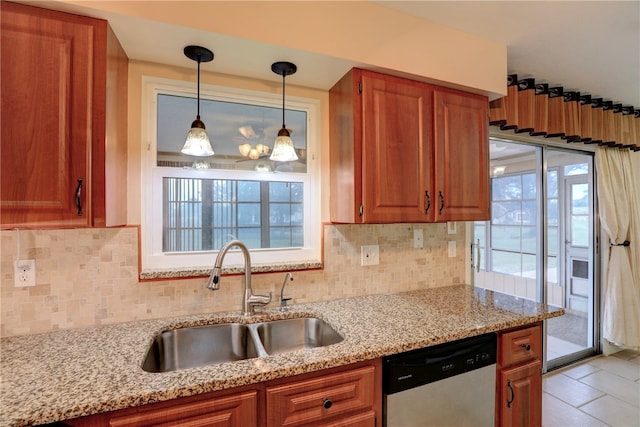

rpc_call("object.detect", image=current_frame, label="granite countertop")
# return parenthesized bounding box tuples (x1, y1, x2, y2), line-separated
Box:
(0, 285, 563, 426)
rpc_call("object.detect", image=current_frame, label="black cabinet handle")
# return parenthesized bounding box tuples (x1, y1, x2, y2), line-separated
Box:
(322, 398, 333, 409)
(521, 343, 531, 351)
(425, 190, 431, 214)
(439, 191, 445, 215)
(507, 380, 514, 408)
(75, 179, 84, 216)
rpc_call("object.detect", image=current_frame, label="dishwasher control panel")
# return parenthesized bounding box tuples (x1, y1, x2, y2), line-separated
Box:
(383, 332, 497, 395)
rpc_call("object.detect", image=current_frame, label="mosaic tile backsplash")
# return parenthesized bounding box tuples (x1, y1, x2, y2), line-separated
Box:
(0, 223, 465, 337)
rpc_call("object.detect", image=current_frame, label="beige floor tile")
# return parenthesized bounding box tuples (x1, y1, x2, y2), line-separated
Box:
(542, 393, 608, 427)
(612, 350, 640, 361)
(544, 373, 605, 407)
(562, 361, 602, 380)
(629, 356, 640, 366)
(589, 357, 640, 381)
(580, 395, 640, 427)
(580, 370, 640, 408)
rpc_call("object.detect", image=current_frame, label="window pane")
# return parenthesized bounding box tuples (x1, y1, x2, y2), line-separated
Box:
(548, 226, 558, 256)
(572, 216, 589, 247)
(157, 94, 307, 173)
(522, 173, 536, 199)
(548, 198, 558, 226)
(270, 203, 291, 226)
(238, 203, 260, 226)
(492, 250, 521, 275)
(270, 182, 292, 202)
(492, 175, 522, 200)
(547, 170, 558, 197)
(572, 183, 589, 215)
(492, 201, 523, 225)
(521, 200, 537, 225)
(238, 181, 260, 202)
(521, 226, 537, 254)
(491, 225, 521, 251)
(565, 163, 588, 176)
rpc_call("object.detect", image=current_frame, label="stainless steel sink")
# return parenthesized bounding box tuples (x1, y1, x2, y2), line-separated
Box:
(254, 317, 344, 355)
(142, 323, 259, 373)
(142, 317, 343, 373)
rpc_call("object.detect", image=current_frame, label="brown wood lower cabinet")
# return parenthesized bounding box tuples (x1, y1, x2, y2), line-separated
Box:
(496, 322, 543, 427)
(58, 360, 380, 427)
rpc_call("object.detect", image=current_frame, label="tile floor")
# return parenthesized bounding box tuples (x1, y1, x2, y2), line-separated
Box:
(543, 350, 640, 426)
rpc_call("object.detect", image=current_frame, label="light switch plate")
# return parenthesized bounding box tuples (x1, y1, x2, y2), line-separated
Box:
(361, 245, 380, 266)
(447, 241, 457, 258)
(413, 228, 424, 249)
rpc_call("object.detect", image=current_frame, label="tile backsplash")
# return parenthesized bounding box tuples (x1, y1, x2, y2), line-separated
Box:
(0, 223, 465, 337)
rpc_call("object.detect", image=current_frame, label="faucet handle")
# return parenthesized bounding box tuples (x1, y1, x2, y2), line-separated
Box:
(248, 291, 272, 307)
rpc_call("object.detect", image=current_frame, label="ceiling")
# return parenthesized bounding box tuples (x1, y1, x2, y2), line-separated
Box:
(22, 1, 640, 108)
(374, 1, 640, 108)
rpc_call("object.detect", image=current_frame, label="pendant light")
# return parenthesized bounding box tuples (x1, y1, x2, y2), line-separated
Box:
(270, 61, 299, 162)
(181, 45, 215, 157)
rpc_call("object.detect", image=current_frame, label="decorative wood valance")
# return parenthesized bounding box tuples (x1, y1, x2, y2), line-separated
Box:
(489, 75, 640, 152)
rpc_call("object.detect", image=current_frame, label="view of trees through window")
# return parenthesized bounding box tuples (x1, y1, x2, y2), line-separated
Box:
(163, 177, 303, 253)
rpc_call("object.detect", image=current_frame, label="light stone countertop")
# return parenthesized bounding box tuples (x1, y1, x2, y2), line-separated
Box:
(0, 285, 563, 426)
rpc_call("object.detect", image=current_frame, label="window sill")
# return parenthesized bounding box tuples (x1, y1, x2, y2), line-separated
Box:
(140, 260, 323, 281)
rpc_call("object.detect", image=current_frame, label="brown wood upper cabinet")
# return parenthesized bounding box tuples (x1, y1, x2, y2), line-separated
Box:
(329, 68, 489, 223)
(0, 1, 127, 228)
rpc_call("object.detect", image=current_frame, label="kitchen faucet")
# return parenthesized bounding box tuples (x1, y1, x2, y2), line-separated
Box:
(279, 272, 294, 311)
(207, 240, 271, 316)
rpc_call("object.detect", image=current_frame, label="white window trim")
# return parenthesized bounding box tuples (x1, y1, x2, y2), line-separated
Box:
(140, 76, 322, 273)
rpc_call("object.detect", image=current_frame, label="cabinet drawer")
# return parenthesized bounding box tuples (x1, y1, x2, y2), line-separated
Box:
(499, 325, 542, 367)
(266, 365, 375, 427)
(108, 390, 257, 427)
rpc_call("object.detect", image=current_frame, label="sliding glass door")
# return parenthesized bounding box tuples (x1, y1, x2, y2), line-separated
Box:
(472, 138, 597, 370)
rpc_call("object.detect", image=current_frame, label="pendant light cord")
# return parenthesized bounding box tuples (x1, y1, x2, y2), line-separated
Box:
(196, 55, 201, 120)
(281, 73, 286, 129)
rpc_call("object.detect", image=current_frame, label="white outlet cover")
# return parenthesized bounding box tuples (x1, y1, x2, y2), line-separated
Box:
(447, 241, 457, 258)
(14, 260, 36, 287)
(361, 245, 380, 266)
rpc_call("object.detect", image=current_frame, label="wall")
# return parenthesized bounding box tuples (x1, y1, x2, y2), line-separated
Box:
(0, 223, 465, 337)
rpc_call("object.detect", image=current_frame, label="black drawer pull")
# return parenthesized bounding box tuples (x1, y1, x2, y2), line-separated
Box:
(322, 398, 333, 409)
(520, 343, 531, 351)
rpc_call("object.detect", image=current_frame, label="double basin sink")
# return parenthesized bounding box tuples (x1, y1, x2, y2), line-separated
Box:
(142, 317, 343, 373)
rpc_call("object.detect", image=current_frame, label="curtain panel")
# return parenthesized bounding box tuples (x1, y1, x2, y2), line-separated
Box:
(596, 147, 640, 350)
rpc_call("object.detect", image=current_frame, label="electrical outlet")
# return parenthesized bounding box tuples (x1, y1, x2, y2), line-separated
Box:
(361, 245, 380, 266)
(14, 259, 36, 287)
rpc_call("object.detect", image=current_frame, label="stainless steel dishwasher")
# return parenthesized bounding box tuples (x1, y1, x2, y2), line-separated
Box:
(383, 332, 497, 427)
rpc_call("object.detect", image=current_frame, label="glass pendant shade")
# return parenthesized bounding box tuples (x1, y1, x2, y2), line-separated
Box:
(270, 127, 298, 162)
(181, 119, 214, 156)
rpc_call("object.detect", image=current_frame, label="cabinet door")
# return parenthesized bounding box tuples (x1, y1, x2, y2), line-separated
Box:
(434, 88, 490, 221)
(360, 72, 434, 223)
(1, 2, 96, 227)
(498, 360, 542, 427)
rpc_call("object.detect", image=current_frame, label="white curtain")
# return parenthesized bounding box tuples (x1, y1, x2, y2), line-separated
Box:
(596, 147, 640, 350)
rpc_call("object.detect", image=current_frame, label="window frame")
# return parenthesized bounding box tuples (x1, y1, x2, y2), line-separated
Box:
(140, 76, 322, 272)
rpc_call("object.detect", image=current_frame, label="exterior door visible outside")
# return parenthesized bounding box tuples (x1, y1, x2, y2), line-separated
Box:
(472, 138, 597, 371)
